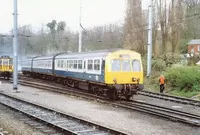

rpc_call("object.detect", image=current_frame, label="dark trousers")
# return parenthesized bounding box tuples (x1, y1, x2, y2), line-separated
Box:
(160, 84, 164, 93)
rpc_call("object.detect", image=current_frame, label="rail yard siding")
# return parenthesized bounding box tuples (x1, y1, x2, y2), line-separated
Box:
(0, 83, 199, 135)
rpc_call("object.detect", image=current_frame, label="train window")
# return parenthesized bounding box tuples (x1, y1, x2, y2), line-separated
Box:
(0, 59, 2, 65)
(111, 60, 121, 71)
(87, 60, 93, 70)
(94, 60, 100, 71)
(74, 60, 77, 69)
(61, 60, 64, 68)
(68, 60, 74, 69)
(132, 60, 141, 72)
(122, 60, 131, 72)
(3, 59, 9, 65)
(78, 60, 82, 69)
(9, 59, 13, 65)
(58, 60, 61, 68)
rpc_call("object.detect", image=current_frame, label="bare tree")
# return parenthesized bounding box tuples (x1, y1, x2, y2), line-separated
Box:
(124, 0, 147, 55)
(169, 0, 184, 53)
(157, 0, 170, 54)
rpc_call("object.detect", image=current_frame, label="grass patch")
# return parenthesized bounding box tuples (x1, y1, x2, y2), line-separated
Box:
(168, 89, 200, 98)
(144, 77, 160, 92)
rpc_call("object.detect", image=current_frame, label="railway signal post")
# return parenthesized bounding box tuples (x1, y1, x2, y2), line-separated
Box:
(13, 0, 18, 91)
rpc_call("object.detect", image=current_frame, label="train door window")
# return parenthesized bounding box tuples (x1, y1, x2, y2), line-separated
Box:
(78, 60, 82, 69)
(66, 60, 68, 70)
(132, 59, 141, 72)
(87, 60, 93, 70)
(74, 60, 77, 69)
(58, 60, 61, 68)
(45, 61, 48, 67)
(64, 60, 67, 70)
(41, 60, 45, 67)
(67, 60, 70, 69)
(102, 60, 105, 72)
(122, 60, 131, 72)
(49, 61, 51, 68)
(111, 60, 121, 71)
(94, 60, 100, 71)
(48, 61, 49, 67)
(0, 59, 2, 65)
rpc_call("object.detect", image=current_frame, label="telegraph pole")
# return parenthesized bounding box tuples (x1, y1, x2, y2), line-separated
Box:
(78, 0, 82, 52)
(13, 0, 18, 90)
(147, 0, 153, 77)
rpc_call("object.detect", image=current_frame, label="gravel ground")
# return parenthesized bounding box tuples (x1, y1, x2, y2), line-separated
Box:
(0, 104, 45, 135)
(0, 82, 200, 135)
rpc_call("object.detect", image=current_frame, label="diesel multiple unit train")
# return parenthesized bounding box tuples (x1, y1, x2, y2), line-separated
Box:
(21, 49, 144, 100)
(0, 55, 13, 79)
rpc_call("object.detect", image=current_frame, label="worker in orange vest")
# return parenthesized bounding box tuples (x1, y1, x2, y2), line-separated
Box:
(159, 75, 165, 93)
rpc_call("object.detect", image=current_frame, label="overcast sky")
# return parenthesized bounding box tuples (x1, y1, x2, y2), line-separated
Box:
(0, 0, 149, 34)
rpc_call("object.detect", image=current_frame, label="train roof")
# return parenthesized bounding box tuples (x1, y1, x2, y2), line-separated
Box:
(22, 48, 140, 61)
(0, 55, 12, 59)
(55, 48, 122, 59)
(33, 56, 54, 60)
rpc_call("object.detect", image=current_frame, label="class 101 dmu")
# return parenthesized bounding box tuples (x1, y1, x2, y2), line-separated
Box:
(21, 49, 144, 100)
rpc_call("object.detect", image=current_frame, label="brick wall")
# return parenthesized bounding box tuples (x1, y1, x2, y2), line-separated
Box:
(188, 44, 200, 54)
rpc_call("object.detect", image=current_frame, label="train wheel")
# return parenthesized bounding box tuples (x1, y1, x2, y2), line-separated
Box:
(108, 89, 118, 100)
(125, 95, 132, 100)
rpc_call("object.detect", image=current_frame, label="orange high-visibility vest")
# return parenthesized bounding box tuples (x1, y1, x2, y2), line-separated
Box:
(159, 76, 165, 84)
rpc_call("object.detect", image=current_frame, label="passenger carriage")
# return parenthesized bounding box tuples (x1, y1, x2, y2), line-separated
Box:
(21, 49, 144, 100)
(0, 56, 13, 79)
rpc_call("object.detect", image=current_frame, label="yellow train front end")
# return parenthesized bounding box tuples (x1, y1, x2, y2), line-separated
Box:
(0, 56, 13, 79)
(105, 50, 144, 100)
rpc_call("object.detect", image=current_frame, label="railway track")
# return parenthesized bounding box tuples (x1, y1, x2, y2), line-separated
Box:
(138, 90, 200, 107)
(116, 101, 200, 126)
(15, 76, 200, 107)
(0, 92, 126, 135)
(13, 75, 200, 107)
(8, 78, 200, 127)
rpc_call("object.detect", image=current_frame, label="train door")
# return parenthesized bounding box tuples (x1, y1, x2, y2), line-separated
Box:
(83, 59, 87, 79)
(0, 59, 2, 72)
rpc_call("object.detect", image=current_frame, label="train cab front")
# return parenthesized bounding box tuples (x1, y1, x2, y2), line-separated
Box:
(105, 50, 144, 100)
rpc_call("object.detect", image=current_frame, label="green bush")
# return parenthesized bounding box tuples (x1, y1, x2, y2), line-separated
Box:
(152, 59, 166, 71)
(159, 53, 182, 67)
(165, 66, 200, 91)
(187, 54, 200, 66)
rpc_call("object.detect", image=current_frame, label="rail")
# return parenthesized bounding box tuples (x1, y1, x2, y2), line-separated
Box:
(138, 90, 200, 107)
(8, 78, 200, 126)
(0, 92, 126, 135)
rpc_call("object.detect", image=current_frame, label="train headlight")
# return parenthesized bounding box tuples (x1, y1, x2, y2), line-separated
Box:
(132, 77, 136, 82)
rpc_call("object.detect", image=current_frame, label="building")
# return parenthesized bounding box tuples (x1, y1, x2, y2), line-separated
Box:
(188, 39, 200, 54)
